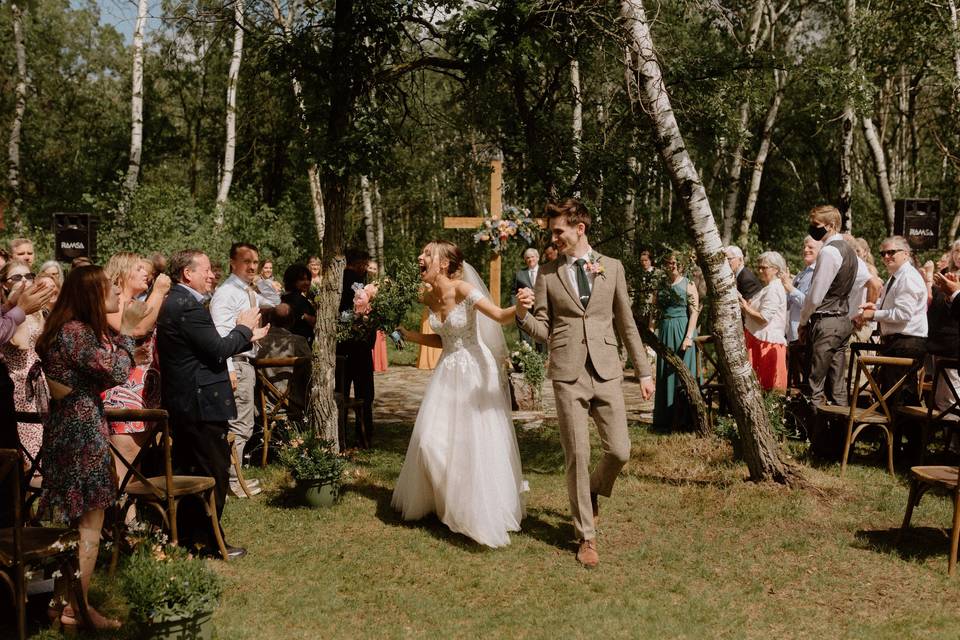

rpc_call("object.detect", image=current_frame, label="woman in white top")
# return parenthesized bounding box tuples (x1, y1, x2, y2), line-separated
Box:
(739, 251, 788, 392)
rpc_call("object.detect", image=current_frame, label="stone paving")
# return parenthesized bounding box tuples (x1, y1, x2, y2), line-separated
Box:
(373, 364, 654, 427)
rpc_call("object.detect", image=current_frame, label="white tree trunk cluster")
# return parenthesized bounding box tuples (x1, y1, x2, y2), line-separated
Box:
(216, 0, 245, 222)
(7, 2, 28, 228)
(122, 0, 149, 207)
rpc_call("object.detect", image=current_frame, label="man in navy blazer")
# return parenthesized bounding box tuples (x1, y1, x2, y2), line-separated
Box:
(156, 249, 267, 557)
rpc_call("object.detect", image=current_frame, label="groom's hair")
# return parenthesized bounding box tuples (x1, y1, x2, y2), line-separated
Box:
(545, 198, 591, 233)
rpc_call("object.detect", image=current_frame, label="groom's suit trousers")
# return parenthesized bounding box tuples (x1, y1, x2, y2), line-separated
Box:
(553, 358, 630, 542)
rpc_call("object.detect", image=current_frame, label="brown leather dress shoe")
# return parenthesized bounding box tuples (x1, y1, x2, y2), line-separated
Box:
(577, 539, 599, 568)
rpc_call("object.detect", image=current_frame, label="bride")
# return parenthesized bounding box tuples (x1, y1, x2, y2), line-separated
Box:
(393, 240, 528, 547)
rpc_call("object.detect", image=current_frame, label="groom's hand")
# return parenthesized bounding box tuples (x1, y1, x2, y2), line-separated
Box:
(639, 376, 654, 400)
(516, 287, 535, 319)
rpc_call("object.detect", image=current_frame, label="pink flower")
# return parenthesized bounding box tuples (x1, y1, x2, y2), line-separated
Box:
(353, 283, 379, 316)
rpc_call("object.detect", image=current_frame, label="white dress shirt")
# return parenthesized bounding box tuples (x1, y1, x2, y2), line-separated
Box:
(210, 273, 281, 371)
(746, 280, 787, 345)
(528, 266, 539, 287)
(566, 250, 596, 296)
(800, 234, 846, 325)
(874, 262, 928, 337)
(847, 257, 872, 320)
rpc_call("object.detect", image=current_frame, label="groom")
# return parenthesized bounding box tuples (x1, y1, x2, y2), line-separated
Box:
(516, 198, 654, 568)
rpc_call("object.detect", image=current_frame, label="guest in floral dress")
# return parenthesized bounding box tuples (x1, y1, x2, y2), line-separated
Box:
(37, 265, 149, 630)
(0, 260, 47, 458)
(102, 252, 172, 484)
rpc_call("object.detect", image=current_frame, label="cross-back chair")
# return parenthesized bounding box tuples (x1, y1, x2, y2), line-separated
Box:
(816, 353, 918, 477)
(900, 463, 960, 575)
(106, 408, 229, 566)
(13, 412, 44, 522)
(253, 356, 310, 465)
(694, 335, 724, 429)
(0, 449, 89, 640)
(895, 358, 960, 464)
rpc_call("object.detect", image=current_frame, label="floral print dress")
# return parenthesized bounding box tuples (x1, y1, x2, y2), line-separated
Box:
(0, 313, 47, 458)
(40, 321, 134, 522)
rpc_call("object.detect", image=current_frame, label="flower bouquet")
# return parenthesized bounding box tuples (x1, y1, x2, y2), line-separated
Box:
(473, 205, 540, 255)
(337, 261, 421, 346)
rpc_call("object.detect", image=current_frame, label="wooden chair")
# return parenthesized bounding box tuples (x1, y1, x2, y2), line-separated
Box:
(335, 354, 369, 449)
(253, 356, 310, 465)
(0, 449, 89, 640)
(900, 464, 960, 574)
(227, 434, 253, 498)
(694, 335, 724, 429)
(816, 353, 917, 477)
(895, 358, 960, 464)
(13, 412, 44, 522)
(106, 408, 229, 563)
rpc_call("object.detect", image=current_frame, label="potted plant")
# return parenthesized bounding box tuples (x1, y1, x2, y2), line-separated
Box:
(119, 543, 223, 640)
(509, 341, 546, 411)
(278, 427, 346, 507)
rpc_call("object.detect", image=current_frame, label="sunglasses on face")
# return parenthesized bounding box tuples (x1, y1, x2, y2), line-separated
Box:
(879, 249, 903, 258)
(6, 273, 35, 283)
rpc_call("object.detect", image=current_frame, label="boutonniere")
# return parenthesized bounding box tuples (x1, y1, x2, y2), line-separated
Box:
(583, 253, 606, 278)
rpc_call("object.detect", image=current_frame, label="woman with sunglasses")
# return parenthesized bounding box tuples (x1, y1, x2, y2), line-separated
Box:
(0, 260, 48, 458)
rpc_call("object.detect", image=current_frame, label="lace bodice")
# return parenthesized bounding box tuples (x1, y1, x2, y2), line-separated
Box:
(429, 288, 484, 353)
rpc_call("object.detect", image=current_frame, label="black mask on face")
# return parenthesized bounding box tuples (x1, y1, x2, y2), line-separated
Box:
(808, 224, 828, 241)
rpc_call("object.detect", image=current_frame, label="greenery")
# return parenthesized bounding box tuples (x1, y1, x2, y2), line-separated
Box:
(472, 205, 541, 255)
(510, 340, 546, 389)
(118, 543, 223, 624)
(277, 426, 346, 486)
(337, 262, 423, 343)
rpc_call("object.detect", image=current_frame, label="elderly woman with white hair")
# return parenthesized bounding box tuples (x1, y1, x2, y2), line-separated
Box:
(739, 250, 789, 391)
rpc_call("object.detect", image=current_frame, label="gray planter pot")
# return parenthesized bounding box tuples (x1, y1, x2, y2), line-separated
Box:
(296, 478, 339, 507)
(140, 609, 214, 640)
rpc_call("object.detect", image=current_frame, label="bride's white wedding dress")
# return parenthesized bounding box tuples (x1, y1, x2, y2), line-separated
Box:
(391, 286, 527, 548)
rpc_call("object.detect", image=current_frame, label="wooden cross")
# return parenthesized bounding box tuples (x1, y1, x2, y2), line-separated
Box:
(443, 159, 545, 304)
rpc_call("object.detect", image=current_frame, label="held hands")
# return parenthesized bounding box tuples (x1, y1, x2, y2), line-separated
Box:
(120, 299, 150, 335)
(515, 287, 535, 318)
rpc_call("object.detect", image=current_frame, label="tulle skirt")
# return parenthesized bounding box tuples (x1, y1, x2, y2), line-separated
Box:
(391, 342, 527, 547)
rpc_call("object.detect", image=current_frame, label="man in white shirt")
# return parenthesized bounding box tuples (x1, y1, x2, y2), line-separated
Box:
(210, 242, 281, 496)
(513, 247, 544, 352)
(857, 235, 927, 408)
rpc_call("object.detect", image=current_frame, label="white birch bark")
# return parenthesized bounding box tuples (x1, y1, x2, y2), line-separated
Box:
(373, 179, 385, 270)
(621, 0, 793, 485)
(862, 116, 896, 233)
(361, 175, 377, 260)
(215, 0, 245, 222)
(7, 2, 28, 228)
(624, 156, 639, 246)
(570, 55, 583, 196)
(839, 0, 856, 231)
(122, 0, 149, 205)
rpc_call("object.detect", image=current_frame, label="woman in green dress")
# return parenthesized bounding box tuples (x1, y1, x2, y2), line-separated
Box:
(653, 253, 701, 430)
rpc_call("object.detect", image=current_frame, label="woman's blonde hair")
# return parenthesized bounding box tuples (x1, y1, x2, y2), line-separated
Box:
(425, 240, 464, 277)
(105, 252, 143, 290)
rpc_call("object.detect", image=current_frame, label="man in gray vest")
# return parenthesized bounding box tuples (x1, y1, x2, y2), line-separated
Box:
(799, 205, 858, 407)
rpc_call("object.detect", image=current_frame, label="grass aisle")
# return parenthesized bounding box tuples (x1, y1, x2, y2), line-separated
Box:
(210, 422, 960, 640)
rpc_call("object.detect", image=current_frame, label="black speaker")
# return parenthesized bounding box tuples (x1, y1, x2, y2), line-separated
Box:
(53, 213, 96, 262)
(894, 199, 940, 252)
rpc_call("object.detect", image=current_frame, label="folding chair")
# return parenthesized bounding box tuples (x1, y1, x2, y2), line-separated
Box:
(816, 353, 917, 477)
(895, 358, 960, 464)
(0, 449, 89, 640)
(107, 408, 229, 565)
(253, 356, 310, 465)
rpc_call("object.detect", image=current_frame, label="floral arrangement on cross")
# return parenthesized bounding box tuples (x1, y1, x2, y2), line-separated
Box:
(473, 205, 540, 254)
(336, 261, 421, 346)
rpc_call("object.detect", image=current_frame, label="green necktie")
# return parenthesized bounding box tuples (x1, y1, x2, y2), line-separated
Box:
(573, 258, 591, 306)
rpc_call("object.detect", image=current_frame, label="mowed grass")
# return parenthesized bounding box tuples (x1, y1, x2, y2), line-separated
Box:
(21, 421, 960, 639)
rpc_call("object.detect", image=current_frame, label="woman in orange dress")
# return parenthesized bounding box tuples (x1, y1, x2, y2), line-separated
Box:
(414, 307, 442, 369)
(739, 251, 788, 392)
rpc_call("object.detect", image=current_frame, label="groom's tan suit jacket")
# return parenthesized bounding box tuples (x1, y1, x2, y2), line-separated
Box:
(518, 253, 651, 380)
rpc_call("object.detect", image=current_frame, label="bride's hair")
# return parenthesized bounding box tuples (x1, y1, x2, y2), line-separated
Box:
(427, 240, 464, 278)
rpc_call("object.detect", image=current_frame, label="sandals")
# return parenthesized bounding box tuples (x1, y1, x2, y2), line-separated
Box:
(59, 606, 122, 631)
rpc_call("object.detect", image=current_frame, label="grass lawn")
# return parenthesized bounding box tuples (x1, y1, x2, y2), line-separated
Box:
(20, 421, 960, 639)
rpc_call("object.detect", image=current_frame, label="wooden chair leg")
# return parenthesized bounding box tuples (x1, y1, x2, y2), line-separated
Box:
(205, 491, 230, 561)
(884, 427, 895, 476)
(950, 490, 960, 575)
(169, 497, 179, 546)
(898, 479, 920, 543)
(227, 434, 252, 498)
(13, 560, 25, 640)
(261, 419, 272, 467)
(840, 420, 856, 478)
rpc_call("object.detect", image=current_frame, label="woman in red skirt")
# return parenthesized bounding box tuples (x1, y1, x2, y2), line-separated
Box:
(739, 251, 788, 392)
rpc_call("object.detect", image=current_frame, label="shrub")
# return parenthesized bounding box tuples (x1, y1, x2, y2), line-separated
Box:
(119, 544, 223, 623)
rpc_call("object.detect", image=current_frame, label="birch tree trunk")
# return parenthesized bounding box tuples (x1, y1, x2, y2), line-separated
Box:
(624, 156, 639, 247)
(215, 0, 245, 223)
(361, 174, 377, 260)
(621, 0, 795, 485)
(720, 0, 766, 244)
(838, 0, 856, 231)
(862, 116, 896, 233)
(570, 55, 583, 196)
(373, 179, 385, 270)
(121, 0, 149, 207)
(947, 0, 960, 241)
(6, 2, 27, 229)
(737, 80, 785, 245)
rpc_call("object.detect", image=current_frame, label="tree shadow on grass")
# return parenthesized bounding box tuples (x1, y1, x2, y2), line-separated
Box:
(854, 526, 954, 563)
(518, 507, 577, 552)
(344, 481, 489, 553)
